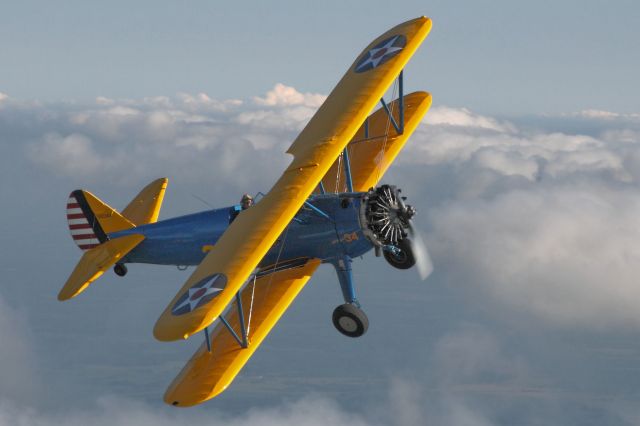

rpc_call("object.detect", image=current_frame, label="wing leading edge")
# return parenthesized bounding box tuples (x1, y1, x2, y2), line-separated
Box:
(154, 16, 432, 342)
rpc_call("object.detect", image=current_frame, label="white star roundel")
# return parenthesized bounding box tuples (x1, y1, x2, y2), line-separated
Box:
(354, 35, 407, 73)
(171, 273, 227, 316)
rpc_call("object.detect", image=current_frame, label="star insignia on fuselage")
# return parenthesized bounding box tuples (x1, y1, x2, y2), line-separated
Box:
(171, 273, 227, 316)
(354, 35, 407, 73)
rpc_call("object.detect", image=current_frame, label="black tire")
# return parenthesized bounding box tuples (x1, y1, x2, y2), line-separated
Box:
(383, 238, 415, 270)
(114, 263, 128, 277)
(332, 303, 369, 338)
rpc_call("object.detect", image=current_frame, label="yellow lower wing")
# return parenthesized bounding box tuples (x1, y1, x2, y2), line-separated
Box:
(58, 234, 144, 301)
(164, 259, 320, 406)
(320, 91, 432, 193)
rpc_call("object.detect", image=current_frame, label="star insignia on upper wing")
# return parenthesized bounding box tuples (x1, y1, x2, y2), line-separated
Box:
(354, 35, 407, 73)
(171, 273, 227, 316)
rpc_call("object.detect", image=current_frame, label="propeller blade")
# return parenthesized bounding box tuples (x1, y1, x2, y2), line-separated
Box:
(407, 220, 434, 280)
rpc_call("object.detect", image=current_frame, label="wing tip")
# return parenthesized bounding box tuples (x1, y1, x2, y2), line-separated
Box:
(164, 381, 227, 408)
(153, 316, 194, 342)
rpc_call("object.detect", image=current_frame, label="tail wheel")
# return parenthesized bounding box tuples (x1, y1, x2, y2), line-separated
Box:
(383, 238, 416, 270)
(114, 263, 128, 277)
(332, 304, 369, 338)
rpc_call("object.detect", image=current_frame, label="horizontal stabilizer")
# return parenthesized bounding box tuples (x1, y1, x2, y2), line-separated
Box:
(58, 234, 145, 301)
(164, 258, 320, 407)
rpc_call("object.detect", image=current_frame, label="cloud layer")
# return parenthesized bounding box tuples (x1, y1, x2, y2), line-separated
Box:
(2, 85, 640, 424)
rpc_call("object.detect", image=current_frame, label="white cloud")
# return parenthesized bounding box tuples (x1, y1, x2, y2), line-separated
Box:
(429, 186, 640, 327)
(404, 124, 630, 182)
(424, 106, 515, 133)
(0, 395, 374, 426)
(0, 295, 39, 405)
(432, 327, 528, 386)
(253, 83, 326, 108)
(28, 133, 105, 176)
(564, 109, 640, 121)
(4, 89, 640, 424)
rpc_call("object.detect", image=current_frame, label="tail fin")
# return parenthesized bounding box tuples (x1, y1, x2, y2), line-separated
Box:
(66, 178, 168, 251)
(121, 177, 168, 226)
(60, 178, 168, 301)
(66, 190, 134, 251)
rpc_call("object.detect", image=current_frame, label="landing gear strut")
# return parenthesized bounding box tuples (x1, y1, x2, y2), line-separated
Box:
(332, 256, 369, 338)
(114, 263, 128, 277)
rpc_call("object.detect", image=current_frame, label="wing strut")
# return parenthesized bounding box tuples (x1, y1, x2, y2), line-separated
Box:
(343, 70, 405, 193)
(235, 292, 249, 348)
(304, 201, 333, 222)
(204, 327, 212, 352)
(379, 70, 405, 135)
(209, 290, 251, 350)
(342, 147, 354, 192)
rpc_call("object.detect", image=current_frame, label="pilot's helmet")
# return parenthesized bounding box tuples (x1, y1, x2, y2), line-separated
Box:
(240, 193, 254, 209)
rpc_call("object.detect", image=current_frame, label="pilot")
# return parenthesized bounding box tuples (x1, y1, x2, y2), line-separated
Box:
(230, 194, 253, 223)
(240, 193, 254, 210)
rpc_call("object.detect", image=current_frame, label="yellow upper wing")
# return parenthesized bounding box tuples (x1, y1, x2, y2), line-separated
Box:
(164, 259, 320, 406)
(320, 91, 432, 193)
(153, 16, 432, 342)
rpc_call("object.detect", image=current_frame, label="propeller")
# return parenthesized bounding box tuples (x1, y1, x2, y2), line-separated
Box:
(406, 219, 434, 280)
(363, 185, 434, 280)
(397, 192, 433, 280)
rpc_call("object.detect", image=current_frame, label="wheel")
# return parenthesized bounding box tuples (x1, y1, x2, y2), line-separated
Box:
(114, 263, 128, 277)
(383, 238, 415, 270)
(332, 303, 369, 338)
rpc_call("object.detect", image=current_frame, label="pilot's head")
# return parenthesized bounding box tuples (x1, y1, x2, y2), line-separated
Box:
(241, 193, 254, 210)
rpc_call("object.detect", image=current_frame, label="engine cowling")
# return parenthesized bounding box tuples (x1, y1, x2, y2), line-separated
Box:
(360, 185, 416, 247)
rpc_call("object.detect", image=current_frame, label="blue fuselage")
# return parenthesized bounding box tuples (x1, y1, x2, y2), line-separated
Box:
(111, 194, 374, 268)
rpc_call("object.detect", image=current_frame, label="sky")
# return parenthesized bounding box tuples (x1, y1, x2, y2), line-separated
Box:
(1, 0, 639, 114)
(2, 1, 640, 425)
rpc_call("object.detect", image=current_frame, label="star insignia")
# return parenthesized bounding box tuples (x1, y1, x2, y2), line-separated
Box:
(355, 35, 406, 73)
(171, 273, 227, 316)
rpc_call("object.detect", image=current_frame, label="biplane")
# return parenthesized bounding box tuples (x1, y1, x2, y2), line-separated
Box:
(60, 16, 434, 406)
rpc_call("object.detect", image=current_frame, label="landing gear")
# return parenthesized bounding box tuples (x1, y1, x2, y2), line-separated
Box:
(114, 263, 128, 277)
(332, 256, 369, 337)
(383, 238, 415, 270)
(332, 303, 369, 337)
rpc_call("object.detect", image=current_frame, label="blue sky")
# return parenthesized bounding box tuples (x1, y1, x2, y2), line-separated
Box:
(1, 0, 639, 114)
(2, 2, 640, 425)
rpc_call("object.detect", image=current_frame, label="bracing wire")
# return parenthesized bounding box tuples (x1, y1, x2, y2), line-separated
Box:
(334, 152, 343, 193)
(190, 193, 214, 208)
(260, 225, 291, 311)
(375, 79, 399, 185)
(244, 226, 290, 339)
(246, 274, 257, 335)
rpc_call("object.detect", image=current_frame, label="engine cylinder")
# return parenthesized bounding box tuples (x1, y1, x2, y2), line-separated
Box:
(360, 185, 415, 246)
